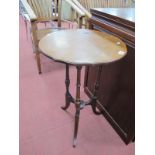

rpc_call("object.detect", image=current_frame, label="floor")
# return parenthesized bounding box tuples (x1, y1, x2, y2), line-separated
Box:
(19, 16, 135, 155)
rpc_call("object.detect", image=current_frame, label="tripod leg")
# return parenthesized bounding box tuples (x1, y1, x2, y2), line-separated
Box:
(73, 66, 82, 147)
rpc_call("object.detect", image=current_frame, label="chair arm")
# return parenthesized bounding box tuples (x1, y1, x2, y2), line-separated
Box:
(71, 0, 92, 18)
(21, 13, 31, 22)
(64, 0, 85, 17)
(21, 0, 37, 21)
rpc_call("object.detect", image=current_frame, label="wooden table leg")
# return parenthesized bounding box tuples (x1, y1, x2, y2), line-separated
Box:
(91, 66, 102, 115)
(61, 64, 71, 110)
(73, 66, 82, 147)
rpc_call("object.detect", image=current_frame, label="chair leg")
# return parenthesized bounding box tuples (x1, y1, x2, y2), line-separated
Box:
(36, 52, 42, 74)
(24, 20, 28, 41)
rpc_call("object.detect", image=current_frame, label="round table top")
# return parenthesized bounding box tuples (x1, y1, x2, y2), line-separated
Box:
(39, 29, 127, 65)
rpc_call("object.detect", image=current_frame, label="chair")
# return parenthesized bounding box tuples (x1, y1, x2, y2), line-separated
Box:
(21, 0, 85, 74)
(61, 0, 85, 28)
(69, 0, 135, 28)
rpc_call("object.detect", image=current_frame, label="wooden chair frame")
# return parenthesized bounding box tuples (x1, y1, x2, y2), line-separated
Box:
(21, 0, 85, 74)
(69, 0, 134, 28)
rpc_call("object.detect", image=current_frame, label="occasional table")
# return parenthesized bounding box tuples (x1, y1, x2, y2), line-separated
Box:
(39, 29, 127, 147)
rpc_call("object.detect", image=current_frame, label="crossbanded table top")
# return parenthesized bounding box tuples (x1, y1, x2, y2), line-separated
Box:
(39, 29, 127, 65)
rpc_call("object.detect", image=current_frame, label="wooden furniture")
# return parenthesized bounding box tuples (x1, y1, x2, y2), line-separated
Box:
(21, 0, 85, 74)
(77, 0, 134, 10)
(39, 29, 127, 147)
(61, 0, 85, 28)
(84, 8, 135, 144)
(67, 0, 134, 28)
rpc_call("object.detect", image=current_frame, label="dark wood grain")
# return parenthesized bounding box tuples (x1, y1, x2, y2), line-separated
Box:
(85, 8, 135, 144)
(39, 28, 128, 147)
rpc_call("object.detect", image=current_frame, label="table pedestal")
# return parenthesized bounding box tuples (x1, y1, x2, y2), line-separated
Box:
(61, 64, 102, 147)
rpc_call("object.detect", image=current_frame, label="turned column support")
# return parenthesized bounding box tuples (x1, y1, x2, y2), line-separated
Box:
(73, 66, 82, 147)
(62, 65, 102, 147)
(91, 66, 103, 115)
(61, 64, 73, 110)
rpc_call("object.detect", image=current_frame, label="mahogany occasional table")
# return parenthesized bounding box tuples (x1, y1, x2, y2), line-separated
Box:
(39, 29, 127, 147)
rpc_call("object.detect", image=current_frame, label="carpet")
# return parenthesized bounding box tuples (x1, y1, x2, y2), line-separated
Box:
(19, 15, 135, 155)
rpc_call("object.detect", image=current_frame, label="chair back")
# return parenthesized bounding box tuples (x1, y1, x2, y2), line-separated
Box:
(77, 0, 134, 11)
(27, 0, 59, 21)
